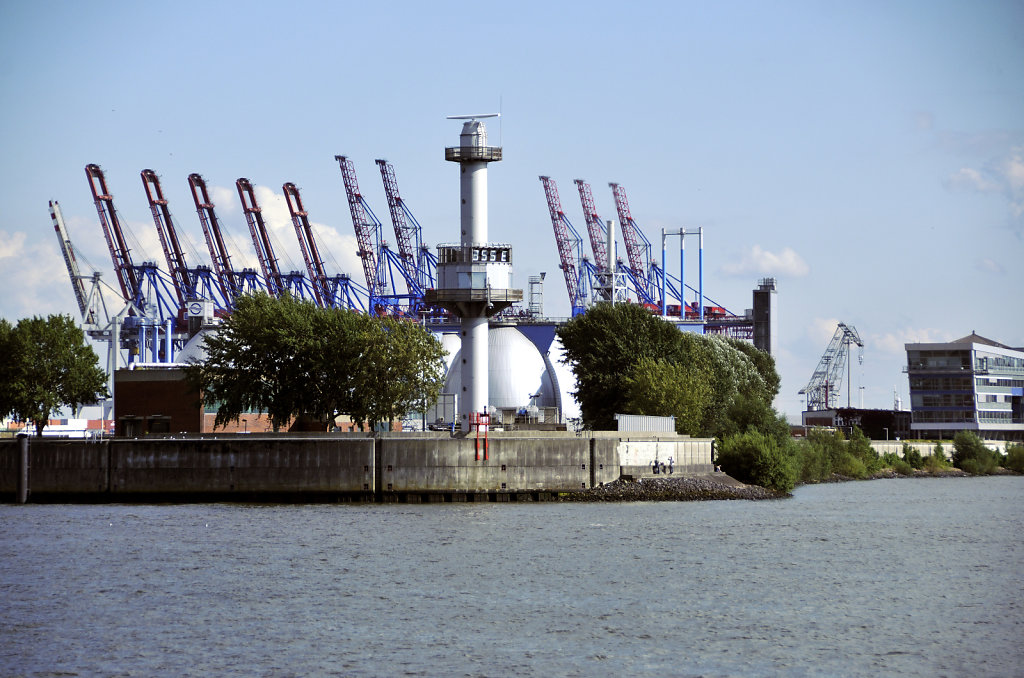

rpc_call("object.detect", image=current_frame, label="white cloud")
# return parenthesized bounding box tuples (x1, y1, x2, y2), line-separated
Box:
(870, 327, 955, 356)
(721, 245, 809, 277)
(944, 144, 1024, 233)
(0, 230, 27, 259)
(945, 167, 1000, 193)
(807, 317, 842, 346)
(975, 257, 1004, 274)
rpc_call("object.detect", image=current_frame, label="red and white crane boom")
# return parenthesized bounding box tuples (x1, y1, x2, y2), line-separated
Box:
(335, 155, 384, 305)
(85, 164, 138, 305)
(539, 176, 588, 315)
(142, 169, 192, 306)
(376, 158, 422, 288)
(236, 178, 283, 296)
(609, 182, 653, 297)
(574, 179, 610, 272)
(283, 182, 328, 307)
(189, 173, 237, 302)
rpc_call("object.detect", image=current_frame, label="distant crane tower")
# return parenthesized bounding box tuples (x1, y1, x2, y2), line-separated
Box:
(800, 322, 864, 411)
(283, 182, 330, 307)
(188, 173, 262, 304)
(539, 176, 590, 316)
(376, 159, 437, 290)
(336, 155, 387, 310)
(609, 182, 655, 304)
(236, 177, 300, 299)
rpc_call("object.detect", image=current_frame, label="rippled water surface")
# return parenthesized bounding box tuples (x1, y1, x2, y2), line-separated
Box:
(2, 476, 1022, 677)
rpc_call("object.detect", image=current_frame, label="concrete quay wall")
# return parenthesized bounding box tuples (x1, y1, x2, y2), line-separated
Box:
(0, 432, 710, 503)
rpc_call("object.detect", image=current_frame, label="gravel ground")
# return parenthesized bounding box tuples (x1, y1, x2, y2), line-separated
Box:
(557, 474, 787, 502)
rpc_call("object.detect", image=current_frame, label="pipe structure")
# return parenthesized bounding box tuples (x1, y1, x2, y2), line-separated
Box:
(698, 227, 704, 321)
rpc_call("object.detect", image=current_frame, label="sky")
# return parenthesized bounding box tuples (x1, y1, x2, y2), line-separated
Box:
(2, 0, 1022, 422)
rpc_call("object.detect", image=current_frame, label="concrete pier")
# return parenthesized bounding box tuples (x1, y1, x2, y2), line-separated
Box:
(0, 431, 712, 503)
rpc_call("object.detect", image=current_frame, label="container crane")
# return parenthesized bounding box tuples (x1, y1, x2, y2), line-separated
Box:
(539, 176, 590, 316)
(799, 322, 864, 411)
(376, 158, 437, 290)
(85, 164, 179, 325)
(574, 180, 611, 273)
(336, 157, 417, 315)
(609, 182, 656, 304)
(188, 173, 261, 304)
(85, 164, 139, 306)
(283, 182, 330, 307)
(336, 155, 387, 309)
(50, 200, 106, 331)
(282, 182, 367, 312)
(141, 169, 226, 316)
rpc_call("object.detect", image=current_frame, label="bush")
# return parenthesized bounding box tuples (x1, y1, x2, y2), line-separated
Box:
(717, 431, 796, 493)
(902, 443, 923, 469)
(890, 458, 915, 475)
(1006, 444, 1024, 473)
(833, 452, 868, 479)
(952, 431, 998, 475)
(791, 439, 829, 483)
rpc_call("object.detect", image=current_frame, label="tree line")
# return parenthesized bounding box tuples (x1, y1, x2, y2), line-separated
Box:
(188, 293, 448, 431)
(557, 303, 1024, 493)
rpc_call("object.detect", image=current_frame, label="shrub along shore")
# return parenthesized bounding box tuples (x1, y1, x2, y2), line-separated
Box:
(557, 433, 1022, 502)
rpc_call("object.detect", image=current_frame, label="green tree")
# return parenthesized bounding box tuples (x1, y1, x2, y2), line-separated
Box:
(0, 314, 108, 436)
(951, 430, 997, 475)
(1005, 444, 1024, 473)
(349, 316, 447, 431)
(622, 355, 711, 436)
(717, 430, 796, 493)
(189, 293, 446, 432)
(557, 303, 686, 430)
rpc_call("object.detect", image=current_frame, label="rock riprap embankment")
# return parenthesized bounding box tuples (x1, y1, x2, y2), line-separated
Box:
(558, 475, 786, 502)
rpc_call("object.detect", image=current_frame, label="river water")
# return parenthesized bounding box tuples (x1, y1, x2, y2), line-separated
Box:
(1, 476, 1021, 677)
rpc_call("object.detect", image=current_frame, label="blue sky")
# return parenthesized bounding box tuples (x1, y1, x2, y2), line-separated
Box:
(2, 0, 1022, 422)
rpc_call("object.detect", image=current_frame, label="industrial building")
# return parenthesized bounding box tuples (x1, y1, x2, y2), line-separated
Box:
(905, 332, 1024, 442)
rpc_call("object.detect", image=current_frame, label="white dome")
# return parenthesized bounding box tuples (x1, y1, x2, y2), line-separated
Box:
(546, 336, 580, 421)
(444, 327, 551, 410)
(176, 328, 213, 364)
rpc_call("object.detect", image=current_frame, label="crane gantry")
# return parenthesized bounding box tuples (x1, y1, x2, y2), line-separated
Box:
(800, 322, 864, 411)
(376, 158, 436, 291)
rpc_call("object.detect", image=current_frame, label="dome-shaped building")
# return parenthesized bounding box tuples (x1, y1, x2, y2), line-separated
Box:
(431, 326, 577, 428)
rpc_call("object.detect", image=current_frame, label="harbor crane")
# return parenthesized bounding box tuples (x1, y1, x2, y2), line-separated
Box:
(141, 169, 227, 317)
(609, 183, 656, 304)
(376, 158, 437, 291)
(540, 176, 592, 316)
(188, 173, 262, 304)
(282, 182, 367, 311)
(573, 179, 611, 273)
(336, 156, 419, 315)
(237, 177, 304, 300)
(336, 155, 386, 308)
(85, 164, 179, 326)
(50, 199, 140, 416)
(800, 322, 864, 411)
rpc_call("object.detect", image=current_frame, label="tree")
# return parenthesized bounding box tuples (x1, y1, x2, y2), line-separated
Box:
(622, 355, 711, 436)
(349, 317, 448, 431)
(951, 430, 997, 475)
(0, 314, 108, 436)
(557, 303, 686, 430)
(188, 293, 446, 432)
(717, 430, 796, 493)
